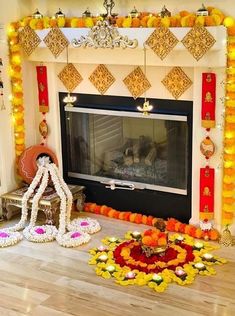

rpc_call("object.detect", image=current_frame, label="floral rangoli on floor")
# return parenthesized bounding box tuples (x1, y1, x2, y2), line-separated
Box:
(89, 231, 227, 292)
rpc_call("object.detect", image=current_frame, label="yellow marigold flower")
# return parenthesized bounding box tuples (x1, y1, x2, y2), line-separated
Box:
(122, 17, 132, 28)
(57, 17, 65, 27)
(85, 17, 94, 28)
(29, 19, 37, 30)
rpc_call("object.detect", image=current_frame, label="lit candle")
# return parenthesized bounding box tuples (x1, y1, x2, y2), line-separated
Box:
(97, 245, 108, 251)
(194, 241, 204, 250)
(202, 253, 213, 260)
(131, 231, 141, 238)
(152, 274, 163, 283)
(106, 265, 116, 273)
(98, 254, 108, 262)
(175, 235, 184, 242)
(125, 271, 136, 279)
(175, 268, 186, 277)
(109, 237, 118, 243)
(194, 262, 206, 270)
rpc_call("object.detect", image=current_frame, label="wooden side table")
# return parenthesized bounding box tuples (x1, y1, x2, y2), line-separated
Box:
(0, 185, 85, 225)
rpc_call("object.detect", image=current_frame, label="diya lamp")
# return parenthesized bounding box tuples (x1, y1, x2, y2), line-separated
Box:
(32, 9, 43, 19)
(152, 273, 163, 284)
(159, 5, 171, 18)
(196, 4, 209, 16)
(98, 254, 108, 262)
(55, 8, 65, 18)
(82, 7, 92, 18)
(194, 241, 204, 250)
(175, 235, 184, 243)
(131, 231, 141, 239)
(97, 245, 108, 252)
(105, 265, 116, 273)
(202, 253, 214, 262)
(108, 236, 118, 243)
(129, 7, 140, 18)
(175, 268, 187, 279)
(125, 271, 136, 279)
(194, 262, 206, 271)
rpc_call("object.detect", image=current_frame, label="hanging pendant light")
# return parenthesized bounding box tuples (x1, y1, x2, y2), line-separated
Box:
(63, 47, 77, 107)
(137, 45, 153, 115)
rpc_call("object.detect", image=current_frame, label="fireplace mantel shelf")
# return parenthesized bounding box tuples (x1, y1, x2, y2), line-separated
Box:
(28, 26, 227, 67)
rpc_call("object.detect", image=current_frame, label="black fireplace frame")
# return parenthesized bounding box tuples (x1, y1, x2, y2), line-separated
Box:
(59, 93, 193, 223)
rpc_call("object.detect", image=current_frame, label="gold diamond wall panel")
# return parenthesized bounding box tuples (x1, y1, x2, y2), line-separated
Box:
(181, 26, 216, 61)
(89, 64, 115, 95)
(19, 26, 41, 56)
(123, 66, 151, 99)
(162, 67, 192, 99)
(145, 27, 179, 60)
(43, 28, 69, 58)
(58, 63, 83, 92)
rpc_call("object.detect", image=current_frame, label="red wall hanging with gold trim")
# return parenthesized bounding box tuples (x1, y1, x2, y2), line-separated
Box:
(200, 166, 215, 220)
(201, 72, 216, 128)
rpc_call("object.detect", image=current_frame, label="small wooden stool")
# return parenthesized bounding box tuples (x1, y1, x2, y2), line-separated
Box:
(0, 184, 85, 225)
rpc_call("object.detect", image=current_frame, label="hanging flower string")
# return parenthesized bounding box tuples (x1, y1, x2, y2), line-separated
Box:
(84, 203, 220, 241)
(1, 160, 100, 247)
(8, 164, 45, 232)
(7, 22, 25, 178)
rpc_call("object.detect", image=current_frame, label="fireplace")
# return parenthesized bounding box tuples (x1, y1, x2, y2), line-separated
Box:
(59, 93, 192, 222)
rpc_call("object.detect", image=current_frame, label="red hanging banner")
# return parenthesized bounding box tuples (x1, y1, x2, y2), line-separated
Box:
(36, 66, 49, 113)
(201, 73, 216, 128)
(199, 166, 214, 220)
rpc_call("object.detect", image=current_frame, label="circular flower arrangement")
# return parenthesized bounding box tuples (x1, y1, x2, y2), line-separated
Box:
(89, 232, 227, 292)
(23, 225, 58, 243)
(68, 217, 101, 234)
(0, 230, 23, 247)
(56, 230, 91, 248)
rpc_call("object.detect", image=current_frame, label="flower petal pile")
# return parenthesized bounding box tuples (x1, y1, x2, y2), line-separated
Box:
(89, 232, 227, 293)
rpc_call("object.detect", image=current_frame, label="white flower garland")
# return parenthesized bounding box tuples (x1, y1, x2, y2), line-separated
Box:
(29, 168, 49, 227)
(23, 225, 58, 243)
(8, 165, 45, 232)
(69, 217, 101, 234)
(56, 230, 91, 248)
(48, 163, 67, 235)
(0, 230, 23, 247)
(2, 159, 99, 248)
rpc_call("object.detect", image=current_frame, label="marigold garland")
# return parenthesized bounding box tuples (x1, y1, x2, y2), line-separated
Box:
(88, 232, 227, 293)
(84, 202, 220, 241)
(7, 6, 235, 224)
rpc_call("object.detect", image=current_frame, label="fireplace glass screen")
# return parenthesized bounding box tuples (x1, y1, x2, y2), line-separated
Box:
(65, 109, 188, 194)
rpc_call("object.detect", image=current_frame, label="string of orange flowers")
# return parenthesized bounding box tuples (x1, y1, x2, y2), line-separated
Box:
(84, 202, 220, 241)
(7, 22, 25, 178)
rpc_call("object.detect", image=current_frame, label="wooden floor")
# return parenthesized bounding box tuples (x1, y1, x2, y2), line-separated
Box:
(0, 212, 235, 316)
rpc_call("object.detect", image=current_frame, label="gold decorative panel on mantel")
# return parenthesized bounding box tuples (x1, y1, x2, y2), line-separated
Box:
(44, 28, 69, 58)
(145, 27, 179, 60)
(19, 26, 41, 56)
(162, 67, 192, 99)
(181, 26, 216, 61)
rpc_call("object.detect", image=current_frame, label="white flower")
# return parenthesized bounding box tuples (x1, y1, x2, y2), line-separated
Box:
(68, 217, 101, 234)
(0, 230, 23, 247)
(56, 230, 91, 248)
(23, 225, 58, 243)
